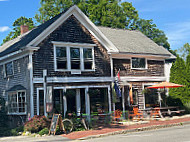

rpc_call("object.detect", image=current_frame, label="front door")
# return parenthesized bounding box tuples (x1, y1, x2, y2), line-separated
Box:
(39, 90, 44, 116)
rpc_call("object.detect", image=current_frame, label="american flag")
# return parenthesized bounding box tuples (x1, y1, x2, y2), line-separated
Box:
(114, 69, 121, 97)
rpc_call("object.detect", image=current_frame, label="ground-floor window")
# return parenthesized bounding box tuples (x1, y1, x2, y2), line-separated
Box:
(8, 91, 26, 114)
(89, 88, 108, 113)
(144, 85, 159, 108)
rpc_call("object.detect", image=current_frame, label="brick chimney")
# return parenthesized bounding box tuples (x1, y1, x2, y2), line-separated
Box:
(20, 25, 29, 35)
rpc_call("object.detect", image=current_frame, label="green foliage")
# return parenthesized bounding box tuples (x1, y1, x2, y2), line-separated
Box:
(2, 16, 35, 44)
(34, 0, 170, 51)
(136, 19, 170, 50)
(178, 43, 190, 60)
(169, 51, 190, 109)
(24, 115, 50, 133)
(38, 128, 49, 136)
(0, 96, 9, 136)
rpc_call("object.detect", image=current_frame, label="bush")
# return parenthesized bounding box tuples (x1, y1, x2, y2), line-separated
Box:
(24, 115, 50, 133)
(38, 128, 49, 136)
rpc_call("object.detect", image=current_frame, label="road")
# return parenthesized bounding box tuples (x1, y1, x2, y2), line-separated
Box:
(0, 135, 72, 142)
(81, 124, 190, 142)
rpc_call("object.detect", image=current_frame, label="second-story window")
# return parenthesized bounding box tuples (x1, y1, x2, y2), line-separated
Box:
(70, 47, 80, 69)
(56, 47, 67, 69)
(4, 62, 14, 77)
(54, 42, 95, 71)
(131, 57, 146, 69)
(83, 48, 93, 69)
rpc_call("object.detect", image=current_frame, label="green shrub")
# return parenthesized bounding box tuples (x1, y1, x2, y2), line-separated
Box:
(38, 128, 49, 136)
(24, 115, 50, 133)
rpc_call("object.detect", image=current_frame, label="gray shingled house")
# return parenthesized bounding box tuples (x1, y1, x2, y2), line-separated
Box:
(0, 5, 175, 124)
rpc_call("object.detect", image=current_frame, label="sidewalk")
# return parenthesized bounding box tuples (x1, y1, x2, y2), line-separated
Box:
(61, 115, 190, 140)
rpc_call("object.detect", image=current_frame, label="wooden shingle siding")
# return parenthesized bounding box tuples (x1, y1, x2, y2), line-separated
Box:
(33, 15, 111, 78)
(0, 56, 30, 112)
(113, 59, 164, 77)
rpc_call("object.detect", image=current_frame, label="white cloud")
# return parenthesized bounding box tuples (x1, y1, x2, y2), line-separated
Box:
(164, 21, 190, 50)
(0, 26, 10, 32)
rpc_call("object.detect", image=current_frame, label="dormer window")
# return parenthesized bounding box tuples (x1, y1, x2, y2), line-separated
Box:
(53, 42, 95, 72)
(131, 57, 147, 69)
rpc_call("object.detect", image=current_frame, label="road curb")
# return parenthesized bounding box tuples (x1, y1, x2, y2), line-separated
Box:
(78, 121, 190, 141)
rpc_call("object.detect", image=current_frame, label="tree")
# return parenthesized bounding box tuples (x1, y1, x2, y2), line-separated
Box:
(169, 53, 190, 105)
(136, 19, 170, 50)
(35, 0, 139, 29)
(35, 0, 170, 50)
(178, 43, 190, 60)
(2, 16, 35, 44)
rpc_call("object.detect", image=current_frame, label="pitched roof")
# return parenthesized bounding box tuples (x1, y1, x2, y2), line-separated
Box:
(8, 85, 26, 92)
(0, 12, 63, 58)
(0, 6, 174, 59)
(98, 26, 172, 57)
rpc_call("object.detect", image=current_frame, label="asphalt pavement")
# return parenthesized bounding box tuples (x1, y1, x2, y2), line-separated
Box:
(0, 135, 72, 142)
(80, 124, 190, 142)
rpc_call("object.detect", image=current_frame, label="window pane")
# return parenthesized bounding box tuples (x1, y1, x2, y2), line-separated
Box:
(70, 48, 80, 59)
(5, 62, 13, 76)
(132, 58, 145, 68)
(84, 61, 92, 69)
(56, 47, 66, 57)
(71, 61, 80, 69)
(57, 61, 67, 69)
(83, 48, 92, 59)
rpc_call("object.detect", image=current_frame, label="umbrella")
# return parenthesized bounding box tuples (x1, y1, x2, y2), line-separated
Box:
(146, 82, 183, 89)
(146, 82, 184, 107)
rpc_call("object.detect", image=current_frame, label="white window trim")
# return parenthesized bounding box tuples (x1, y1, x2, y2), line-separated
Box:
(54, 43, 95, 72)
(8, 90, 27, 115)
(131, 57, 147, 70)
(142, 83, 158, 109)
(3, 61, 14, 78)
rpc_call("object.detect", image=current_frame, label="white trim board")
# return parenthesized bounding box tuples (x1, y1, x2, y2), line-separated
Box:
(120, 76, 166, 82)
(33, 77, 113, 83)
(27, 5, 118, 53)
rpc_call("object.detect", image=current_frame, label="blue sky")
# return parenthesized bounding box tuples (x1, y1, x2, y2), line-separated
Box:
(0, 0, 190, 51)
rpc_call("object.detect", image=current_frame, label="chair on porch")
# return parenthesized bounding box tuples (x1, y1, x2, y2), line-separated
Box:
(112, 109, 122, 122)
(128, 106, 143, 120)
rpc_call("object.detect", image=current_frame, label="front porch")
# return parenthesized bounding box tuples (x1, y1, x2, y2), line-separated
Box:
(36, 85, 111, 120)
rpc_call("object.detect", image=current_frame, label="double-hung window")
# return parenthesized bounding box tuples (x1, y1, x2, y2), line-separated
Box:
(131, 57, 147, 69)
(4, 62, 14, 77)
(8, 91, 26, 114)
(70, 47, 81, 69)
(56, 47, 67, 69)
(83, 48, 93, 69)
(54, 42, 95, 72)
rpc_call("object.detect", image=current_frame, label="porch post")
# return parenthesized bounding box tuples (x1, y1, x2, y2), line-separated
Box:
(63, 88, 67, 117)
(122, 87, 125, 119)
(108, 86, 112, 114)
(85, 87, 90, 121)
(76, 89, 81, 116)
(43, 69, 47, 117)
(63, 96, 67, 117)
